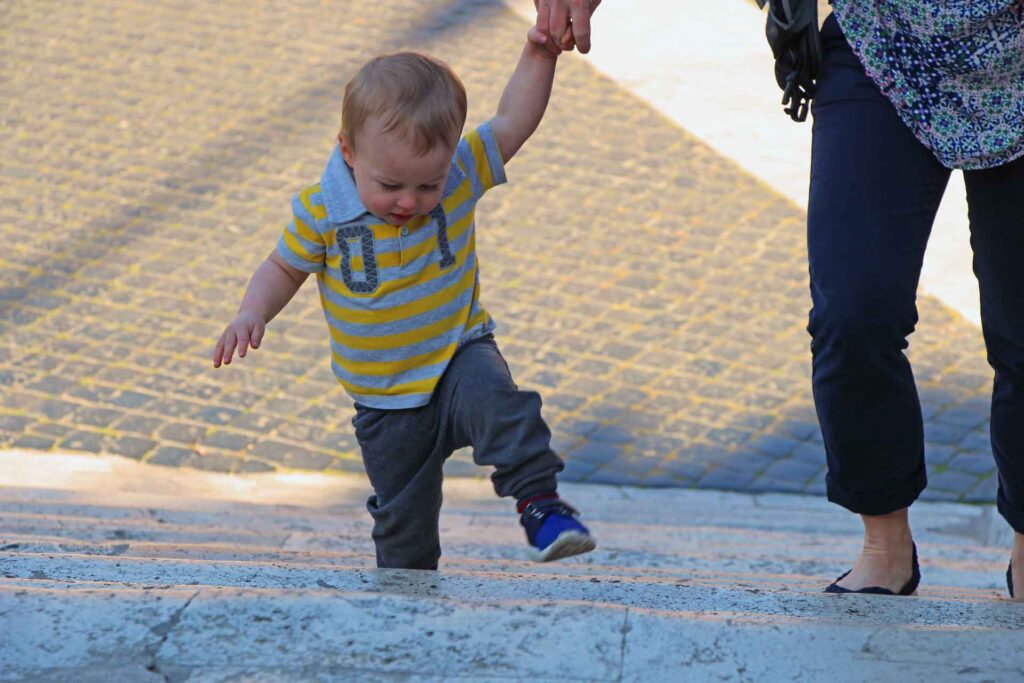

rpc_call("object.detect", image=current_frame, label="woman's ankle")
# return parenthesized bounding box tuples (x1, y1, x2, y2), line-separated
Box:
(860, 508, 913, 551)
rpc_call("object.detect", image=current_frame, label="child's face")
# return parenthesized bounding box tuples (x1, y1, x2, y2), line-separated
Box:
(340, 116, 453, 227)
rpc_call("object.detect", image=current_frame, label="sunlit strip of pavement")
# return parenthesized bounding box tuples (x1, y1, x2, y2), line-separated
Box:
(507, 0, 979, 325)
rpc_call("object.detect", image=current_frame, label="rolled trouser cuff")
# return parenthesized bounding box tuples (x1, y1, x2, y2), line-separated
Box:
(997, 487, 1024, 535)
(826, 466, 927, 516)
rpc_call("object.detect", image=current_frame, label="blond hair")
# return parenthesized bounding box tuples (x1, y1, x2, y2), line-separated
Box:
(341, 52, 468, 156)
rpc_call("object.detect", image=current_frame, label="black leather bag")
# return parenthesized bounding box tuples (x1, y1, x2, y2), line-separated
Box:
(756, 0, 823, 122)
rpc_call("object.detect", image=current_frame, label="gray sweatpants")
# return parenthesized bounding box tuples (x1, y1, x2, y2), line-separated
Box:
(351, 334, 564, 569)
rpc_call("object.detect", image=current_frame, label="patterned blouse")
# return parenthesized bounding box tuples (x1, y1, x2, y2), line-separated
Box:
(831, 1, 1024, 170)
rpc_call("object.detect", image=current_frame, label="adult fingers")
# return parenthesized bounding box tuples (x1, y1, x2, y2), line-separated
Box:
(569, 0, 593, 53)
(559, 26, 576, 51)
(535, 0, 550, 34)
(547, 0, 570, 52)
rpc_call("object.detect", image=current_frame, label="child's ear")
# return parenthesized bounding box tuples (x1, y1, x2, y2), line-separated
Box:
(339, 133, 356, 166)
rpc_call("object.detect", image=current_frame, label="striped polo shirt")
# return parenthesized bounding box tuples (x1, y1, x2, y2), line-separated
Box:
(276, 122, 506, 409)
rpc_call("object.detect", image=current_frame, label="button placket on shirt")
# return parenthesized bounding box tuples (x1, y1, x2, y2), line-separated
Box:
(398, 224, 409, 267)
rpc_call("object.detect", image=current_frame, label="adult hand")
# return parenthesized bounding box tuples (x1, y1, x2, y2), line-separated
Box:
(534, 0, 601, 54)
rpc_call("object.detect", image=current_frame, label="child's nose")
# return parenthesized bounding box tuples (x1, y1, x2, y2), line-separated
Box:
(396, 193, 416, 210)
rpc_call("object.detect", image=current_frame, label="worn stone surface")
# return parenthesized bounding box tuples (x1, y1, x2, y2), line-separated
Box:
(0, 0, 997, 500)
(1, 452, 1022, 681)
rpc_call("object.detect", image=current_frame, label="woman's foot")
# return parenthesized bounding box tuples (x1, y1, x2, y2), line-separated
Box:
(1009, 532, 1024, 600)
(831, 508, 918, 594)
(831, 542, 918, 594)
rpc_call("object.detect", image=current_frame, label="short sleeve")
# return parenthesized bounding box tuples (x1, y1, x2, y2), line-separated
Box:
(276, 185, 327, 273)
(454, 120, 508, 202)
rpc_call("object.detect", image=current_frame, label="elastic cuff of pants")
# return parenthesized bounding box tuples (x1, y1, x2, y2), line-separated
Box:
(516, 491, 558, 514)
(997, 495, 1024, 535)
(825, 467, 927, 516)
(507, 468, 561, 506)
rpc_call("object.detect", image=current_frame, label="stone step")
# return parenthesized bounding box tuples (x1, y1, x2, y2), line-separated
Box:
(0, 545, 1010, 608)
(5, 579, 1023, 683)
(0, 528, 1014, 595)
(1, 451, 1021, 681)
(0, 496, 1015, 592)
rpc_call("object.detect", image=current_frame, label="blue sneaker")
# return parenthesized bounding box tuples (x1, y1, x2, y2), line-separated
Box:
(519, 496, 596, 562)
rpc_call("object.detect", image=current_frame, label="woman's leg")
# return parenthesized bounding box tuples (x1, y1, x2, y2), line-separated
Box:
(807, 15, 951, 590)
(963, 155, 1024, 598)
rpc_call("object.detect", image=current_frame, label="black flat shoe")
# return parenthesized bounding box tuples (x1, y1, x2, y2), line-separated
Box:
(825, 543, 920, 596)
(1008, 561, 1015, 599)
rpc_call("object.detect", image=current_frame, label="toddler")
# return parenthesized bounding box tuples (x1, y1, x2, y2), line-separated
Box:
(213, 18, 595, 569)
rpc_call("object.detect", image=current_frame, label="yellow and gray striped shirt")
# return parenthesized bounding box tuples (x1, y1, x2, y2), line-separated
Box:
(276, 122, 506, 409)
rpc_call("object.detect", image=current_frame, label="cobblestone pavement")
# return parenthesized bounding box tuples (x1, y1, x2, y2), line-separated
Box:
(0, 0, 999, 503)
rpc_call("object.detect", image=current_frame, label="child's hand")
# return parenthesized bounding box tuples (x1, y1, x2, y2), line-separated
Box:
(530, 2, 563, 57)
(213, 310, 266, 368)
(527, 25, 560, 57)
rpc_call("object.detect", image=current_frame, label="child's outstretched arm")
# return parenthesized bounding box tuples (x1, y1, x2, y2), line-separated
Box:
(212, 251, 309, 368)
(490, 8, 561, 163)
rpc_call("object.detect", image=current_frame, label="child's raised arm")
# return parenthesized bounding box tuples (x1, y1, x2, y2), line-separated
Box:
(212, 251, 309, 368)
(490, 9, 560, 163)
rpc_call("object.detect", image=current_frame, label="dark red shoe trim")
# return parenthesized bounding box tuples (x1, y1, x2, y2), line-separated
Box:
(516, 492, 559, 514)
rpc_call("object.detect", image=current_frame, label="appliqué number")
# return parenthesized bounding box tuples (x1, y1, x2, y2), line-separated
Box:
(336, 222, 379, 293)
(431, 206, 456, 270)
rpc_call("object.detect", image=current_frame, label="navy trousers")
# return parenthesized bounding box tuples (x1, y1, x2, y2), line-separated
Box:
(808, 14, 1024, 533)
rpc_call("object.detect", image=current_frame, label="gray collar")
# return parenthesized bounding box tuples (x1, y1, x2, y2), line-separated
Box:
(319, 144, 467, 224)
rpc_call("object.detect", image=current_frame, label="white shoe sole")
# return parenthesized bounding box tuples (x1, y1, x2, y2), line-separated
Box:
(529, 530, 597, 562)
